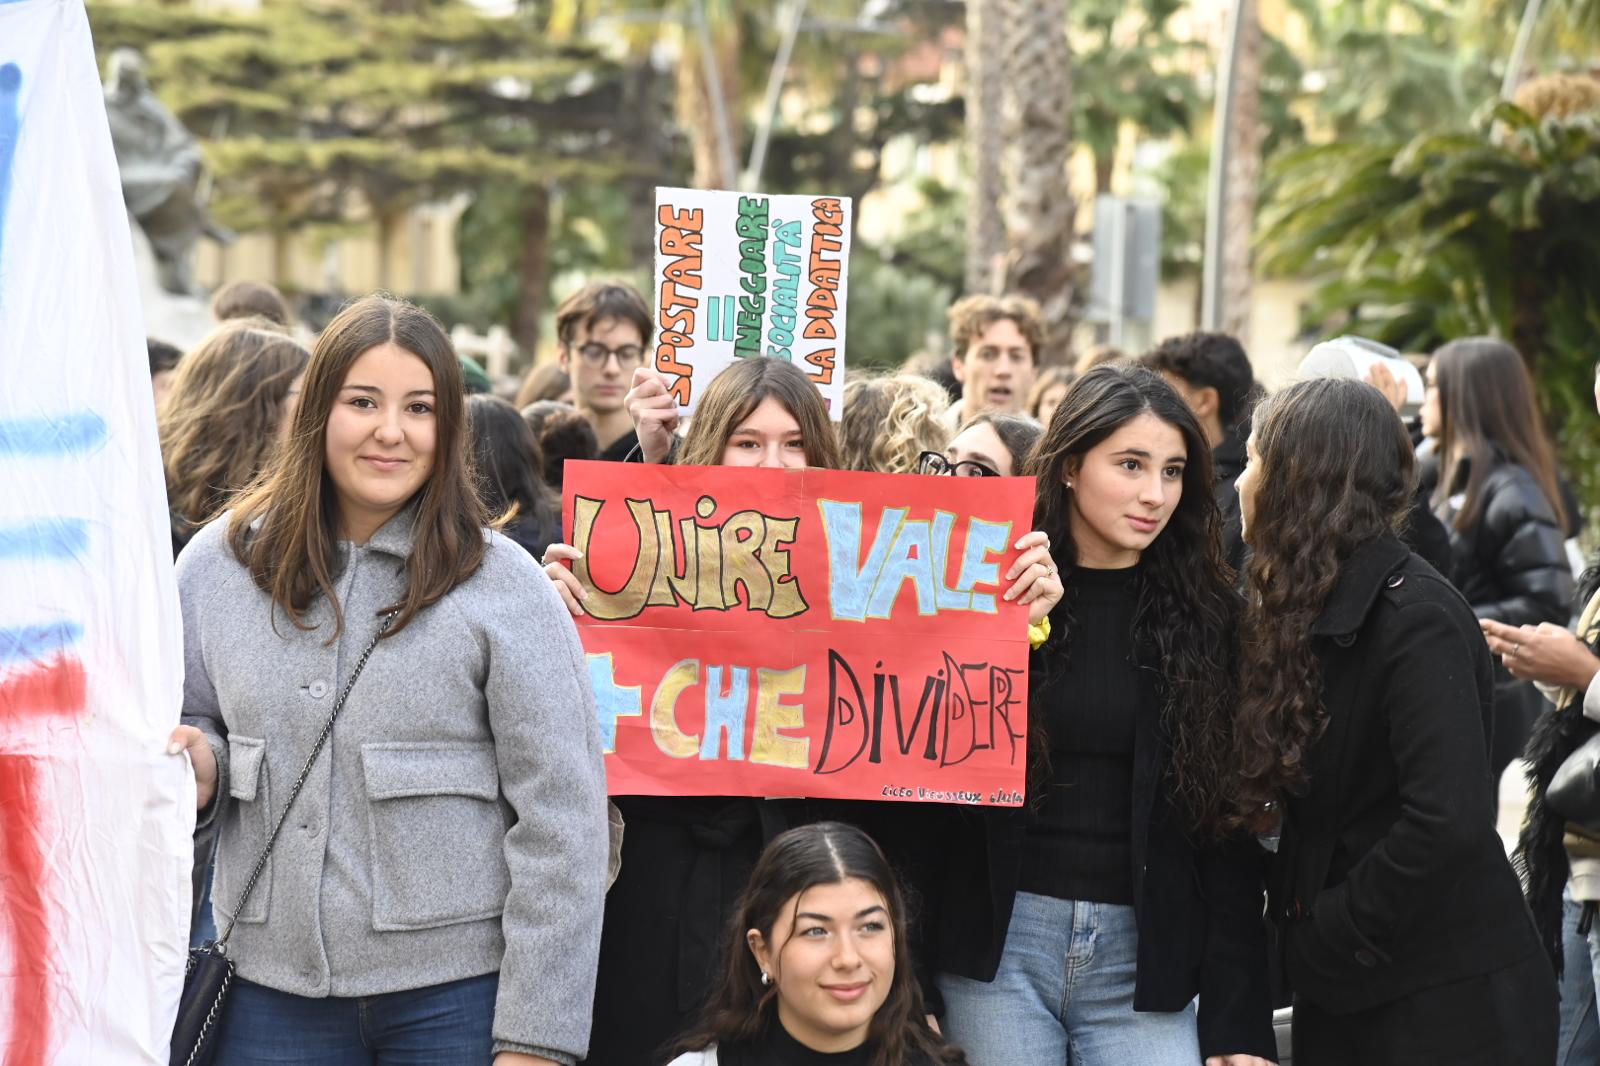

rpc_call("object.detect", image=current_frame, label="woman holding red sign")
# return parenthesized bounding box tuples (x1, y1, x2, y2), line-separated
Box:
(928, 365, 1277, 1066)
(544, 356, 1065, 1065)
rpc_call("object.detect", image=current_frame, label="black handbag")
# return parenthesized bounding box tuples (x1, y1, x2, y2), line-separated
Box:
(170, 611, 394, 1066)
(1548, 729, 1600, 835)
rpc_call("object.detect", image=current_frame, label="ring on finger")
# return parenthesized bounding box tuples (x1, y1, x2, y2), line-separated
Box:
(1511, 643, 1521, 658)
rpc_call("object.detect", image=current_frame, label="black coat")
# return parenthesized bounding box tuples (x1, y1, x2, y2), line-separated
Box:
(1429, 452, 1572, 627)
(923, 657, 1276, 1061)
(1268, 535, 1545, 1014)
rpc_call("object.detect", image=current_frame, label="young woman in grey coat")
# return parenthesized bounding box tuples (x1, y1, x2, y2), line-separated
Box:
(167, 295, 610, 1066)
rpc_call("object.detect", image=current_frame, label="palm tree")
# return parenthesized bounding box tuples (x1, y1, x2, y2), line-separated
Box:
(1217, 0, 1262, 339)
(1001, 0, 1076, 362)
(965, 0, 1007, 295)
(1259, 82, 1600, 502)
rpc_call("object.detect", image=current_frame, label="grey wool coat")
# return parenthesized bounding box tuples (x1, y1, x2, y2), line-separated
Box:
(178, 510, 609, 1064)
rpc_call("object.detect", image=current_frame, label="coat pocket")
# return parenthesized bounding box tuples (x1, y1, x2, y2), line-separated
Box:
(215, 734, 271, 925)
(360, 742, 510, 931)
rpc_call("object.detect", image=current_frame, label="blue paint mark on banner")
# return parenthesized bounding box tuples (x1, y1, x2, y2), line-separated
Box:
(0, 63, 18, 265)
(0, 520, 91, 561)
(0, 621, 84, 667)
(0, 412, 109, 457)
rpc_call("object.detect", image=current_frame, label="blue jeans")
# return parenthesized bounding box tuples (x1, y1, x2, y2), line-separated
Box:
(1561, 890, 1600, 1065)
(937, 893, 1198, 1066)
(209, 972, 498, 1065)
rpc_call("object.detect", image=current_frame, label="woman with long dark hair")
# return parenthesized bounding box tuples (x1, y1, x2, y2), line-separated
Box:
(546, 359, 1062, 1064)
(665, 822, 968, 1066)
(467, 394, 560, 560)
(1424, 337, 1573, 779)
(932, 364, 1275, 1065)
(165, 296, 609, 1065)
(1232, 377, 1554, 1065)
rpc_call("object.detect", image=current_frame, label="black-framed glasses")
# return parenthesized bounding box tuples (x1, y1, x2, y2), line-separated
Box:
(574, 341, 645, 368)
(918, 450, 1000, 478)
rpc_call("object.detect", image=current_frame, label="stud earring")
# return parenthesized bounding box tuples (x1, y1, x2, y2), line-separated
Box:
(760, 971, 771, 987)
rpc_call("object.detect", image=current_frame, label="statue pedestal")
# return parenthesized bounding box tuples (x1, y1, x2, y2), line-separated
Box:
(129, 212, 212, 349)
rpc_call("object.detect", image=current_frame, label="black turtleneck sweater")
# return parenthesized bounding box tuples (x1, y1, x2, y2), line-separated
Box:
(716, 1020, 937, 1066)
(1017, 562, 1146, 905)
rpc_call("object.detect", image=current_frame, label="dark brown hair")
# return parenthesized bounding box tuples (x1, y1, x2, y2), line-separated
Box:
(958, 412, 1044, 475)
(211, 280, 292, 327)
(160, 319, 309, 529)
(555, 280, 653, 348)
(1026, 364, 1239, 834)
(522, 401, 598, 488)
(467, 394, 558, 532)
(1431, 336, 1566, 532)
(1229, 378, 1416, 827)
(947, 294, 1044, 366)
(666, 822, 966, 1066)
(227, 295, 487, 640)
(677, 358, 841, 470)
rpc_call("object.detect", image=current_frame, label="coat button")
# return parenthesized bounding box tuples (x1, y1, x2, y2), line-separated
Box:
(1355, 948, 1379, 967)
(308, 680, 328, 699)
(1386, 573, 1405, 589)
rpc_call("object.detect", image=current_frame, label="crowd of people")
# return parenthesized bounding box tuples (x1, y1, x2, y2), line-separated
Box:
(148, 274, 1600, 1066)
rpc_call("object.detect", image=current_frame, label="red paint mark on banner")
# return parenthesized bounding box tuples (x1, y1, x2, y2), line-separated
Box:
(0, 756, 52, 1066)
(0, 655, 86, 718)
(0, 653, 85, 1064)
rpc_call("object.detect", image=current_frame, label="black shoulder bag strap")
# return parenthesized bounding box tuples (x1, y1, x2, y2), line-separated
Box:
(171, 609, 396, 1066)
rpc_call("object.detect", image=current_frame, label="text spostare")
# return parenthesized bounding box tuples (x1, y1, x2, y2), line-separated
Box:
(653, 187, 852, 420)
(564, 462, 1032, 806)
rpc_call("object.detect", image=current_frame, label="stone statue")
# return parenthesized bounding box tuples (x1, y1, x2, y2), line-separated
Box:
(103, 48, 231, 294)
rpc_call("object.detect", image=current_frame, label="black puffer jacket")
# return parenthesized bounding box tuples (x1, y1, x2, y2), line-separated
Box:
(1429, 452, 1572, 627)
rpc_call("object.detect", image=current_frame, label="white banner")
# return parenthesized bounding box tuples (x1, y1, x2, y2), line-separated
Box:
(0, 1, 191, 1063)
(652, 187, 852, 420)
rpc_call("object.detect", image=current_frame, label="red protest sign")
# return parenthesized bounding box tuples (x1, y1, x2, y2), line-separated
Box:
(561, 461, 1033, 806)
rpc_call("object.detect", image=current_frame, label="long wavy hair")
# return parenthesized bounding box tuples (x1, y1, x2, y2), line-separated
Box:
(1431, 337, 1565, 532)
(677, 358, 841, 470)
(666, 822, 966, 1066)
(1026, 364, 1238, 834)
(839, 374, 951, 473)
(1228, 379, 1417, 828)
(160, 318, 309, 533)
(227, 296, 487, 641)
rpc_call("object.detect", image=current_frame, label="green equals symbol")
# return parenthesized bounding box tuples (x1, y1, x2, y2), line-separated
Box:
(705, 295, 738, 342)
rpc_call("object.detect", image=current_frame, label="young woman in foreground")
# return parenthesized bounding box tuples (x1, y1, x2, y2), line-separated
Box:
(1233, 377, 1555, 1065)
(665, 822, 968, 1066)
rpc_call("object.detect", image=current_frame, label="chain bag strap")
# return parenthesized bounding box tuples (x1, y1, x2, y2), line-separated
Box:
(171, 609, 397, 1066)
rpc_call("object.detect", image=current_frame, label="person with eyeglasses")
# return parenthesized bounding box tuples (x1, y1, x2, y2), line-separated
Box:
(919, 413, 1044, 479)
(552, 280, 655, 462)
